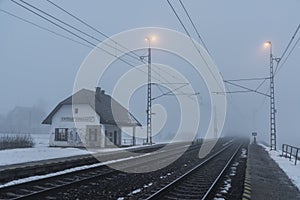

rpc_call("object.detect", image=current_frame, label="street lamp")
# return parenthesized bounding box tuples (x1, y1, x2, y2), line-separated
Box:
(144, 36, 156, 145)
(264, 41, 280, 151)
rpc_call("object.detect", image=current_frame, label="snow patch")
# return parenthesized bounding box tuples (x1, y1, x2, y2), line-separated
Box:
(0, 147, 89, 166)
(241, 148, 247, 158)
(143, 182, 153, 188)
(130, 188, 142, 195)
(160, 172, 173, 179)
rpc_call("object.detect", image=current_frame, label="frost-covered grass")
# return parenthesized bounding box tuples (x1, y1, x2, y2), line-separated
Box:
(0, 134, 34, 150)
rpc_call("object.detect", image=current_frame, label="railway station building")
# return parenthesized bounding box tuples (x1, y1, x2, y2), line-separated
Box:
(42, 87, 141, 148)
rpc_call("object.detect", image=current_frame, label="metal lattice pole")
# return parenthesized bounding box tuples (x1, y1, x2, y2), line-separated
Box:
(146, 46, 152, 144)
(268, 41, 278, 151)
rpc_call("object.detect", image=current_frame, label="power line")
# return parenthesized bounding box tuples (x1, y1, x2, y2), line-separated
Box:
(151, 83, 189, 101)
(221, 76, 270, 99)
(214, 90, 252, 95)
(46, 0, 191, 89)
(166, 0, 191, 38)
(44, 0, 191, 92)
(18, 0, 148, 67)
(178, 0, 210, 55)
(45, 0, 143, 63)
(275, 23, 300, 75)
(225, 77, 270, 82)
(10, 0, 149, 76)
(11, 0, 197, 101)
(0, 9, 93, 49)
(166, 0, 223, 91)
(19, 0, 102, 42)
(224, 80, 270, 97)
(254, 78, 268, 91)
(278, 24, 300, 64)
(10, 0, 164, 81)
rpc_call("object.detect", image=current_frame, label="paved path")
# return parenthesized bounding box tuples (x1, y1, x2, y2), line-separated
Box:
(248, 144, 300, 200)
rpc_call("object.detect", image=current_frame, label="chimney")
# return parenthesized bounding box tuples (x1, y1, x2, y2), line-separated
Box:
(101, 90, 105, 94)
(96, 87, 101, 94)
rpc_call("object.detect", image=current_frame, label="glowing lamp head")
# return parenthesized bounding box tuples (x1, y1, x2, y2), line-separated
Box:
(145, 35, 157, 43)
(264, 41, 272, 48)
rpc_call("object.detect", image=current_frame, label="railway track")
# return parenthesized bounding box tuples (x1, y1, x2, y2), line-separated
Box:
(0, 138, 241, 200)
(145, 142, 242, 200)
(0, 141, 203, 200)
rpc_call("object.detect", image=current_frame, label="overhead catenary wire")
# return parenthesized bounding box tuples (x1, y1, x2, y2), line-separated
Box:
(222, 76, 270, 96)
(166, 0, 191, 38)
(224, 80, 270, 97)
(225, 77, 270, 82)
(178, 0, 210, 55)
(275, 24, 300, 76)
(18, 0, 148, 67)
(45, 0, 193, 95)
(151, 83, 189, 101)
(19, 0, 101, 42)
(9, 0, 158, 81)
(224, 24, 300, 96)
(45, 0, 144, 63)
(166, 0, 223, 91)
(45, 0, 192, 88)
(0, 9, 93, 49)
(279, 24, 300, 62)
(10, 0, 194, 100)
(10, 0, 151, 77)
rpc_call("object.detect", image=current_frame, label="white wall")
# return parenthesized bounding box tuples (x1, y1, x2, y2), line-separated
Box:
(49, 104, 102, 147)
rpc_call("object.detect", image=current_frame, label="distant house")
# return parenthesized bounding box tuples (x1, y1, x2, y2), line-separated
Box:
(42, 87, 141, 148)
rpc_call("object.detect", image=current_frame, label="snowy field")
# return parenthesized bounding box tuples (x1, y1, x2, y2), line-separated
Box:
(0, 134, 147, 166)
(260, 144, 300, 191)
(0, 134, 90, 166)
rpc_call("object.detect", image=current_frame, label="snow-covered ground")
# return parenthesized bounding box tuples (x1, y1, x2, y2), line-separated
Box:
(0, 146, 90, 166)
(0, 133, 90, 166)
(260, 144, 300, 191)
(0, 133, 155, 188)
(0, 134, 149, 166)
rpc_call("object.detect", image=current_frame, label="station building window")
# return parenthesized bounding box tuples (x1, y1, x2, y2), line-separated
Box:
(55, 128, 68, 141)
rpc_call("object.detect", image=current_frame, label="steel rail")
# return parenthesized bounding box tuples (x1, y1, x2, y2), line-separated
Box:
(0, 142, 204, 200)
(145, 143, 241, 200)
(201, 143, 241, 200)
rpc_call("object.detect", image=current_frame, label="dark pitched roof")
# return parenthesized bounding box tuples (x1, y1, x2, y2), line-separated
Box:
(42, 89, 141, 127)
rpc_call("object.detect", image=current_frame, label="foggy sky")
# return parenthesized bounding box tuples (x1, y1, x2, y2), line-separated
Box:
(1, 0, 300, 146)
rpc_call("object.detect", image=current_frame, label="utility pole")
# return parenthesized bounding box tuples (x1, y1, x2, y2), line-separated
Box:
(265, 41, 280, 151)
(146, 42, 152, 144)
(143, 36, 155, 145)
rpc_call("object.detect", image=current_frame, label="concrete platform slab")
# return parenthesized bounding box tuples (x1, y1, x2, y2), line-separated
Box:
(247, 144, 300, 200)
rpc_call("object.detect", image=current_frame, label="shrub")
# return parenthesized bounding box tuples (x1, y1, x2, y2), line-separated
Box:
(0, 134, 34, 150)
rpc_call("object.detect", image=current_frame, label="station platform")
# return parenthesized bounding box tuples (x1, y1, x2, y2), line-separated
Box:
(243, 144, 300, 200)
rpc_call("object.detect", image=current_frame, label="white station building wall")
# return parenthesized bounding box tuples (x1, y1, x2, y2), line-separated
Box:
(49, 104, 122, 148)
(49, 104, 102, 147)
